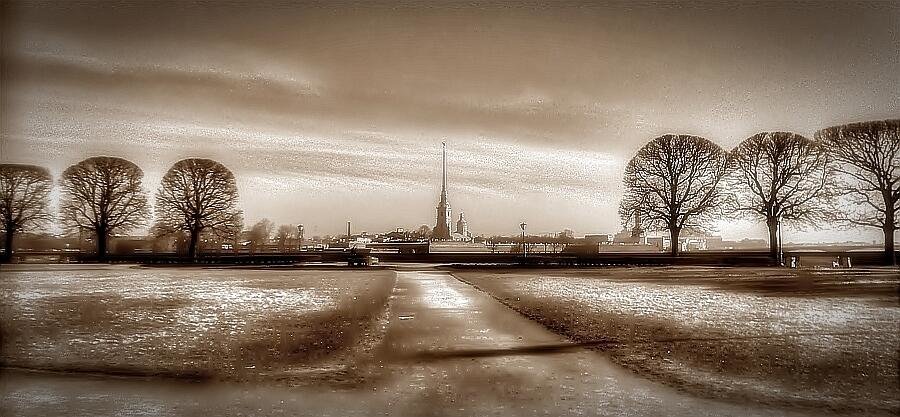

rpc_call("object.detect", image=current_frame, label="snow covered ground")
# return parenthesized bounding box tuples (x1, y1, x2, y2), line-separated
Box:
(0, 265, 395, 382)
(455, 267, 900, 414)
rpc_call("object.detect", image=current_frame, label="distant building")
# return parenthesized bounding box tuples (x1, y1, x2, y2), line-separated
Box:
(612, 211, 648, 245)
(584, 234, 612, 245)
(454, 213, 472, 241)
(648, 229, 724, 252)
(720, 238, 768, 250)
(383, 228, 414, 242)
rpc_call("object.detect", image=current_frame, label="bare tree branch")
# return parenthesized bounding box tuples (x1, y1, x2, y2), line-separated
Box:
(247, 218, 274, 253)
(0, 164, 53, 262)
(619, 134, 728, 256)
(59, 157, 149, 259)
(724, 132, 834, 260)
(154, 158, 243, 259)
(816, 119, 899, 264)
(275, 224, 295, 251)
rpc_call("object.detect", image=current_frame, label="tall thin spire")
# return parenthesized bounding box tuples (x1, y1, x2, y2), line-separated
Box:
(433, 141, 452, 240)
(440, 141, 447, 203)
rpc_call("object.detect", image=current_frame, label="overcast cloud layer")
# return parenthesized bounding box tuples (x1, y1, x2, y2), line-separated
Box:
(2, 1, 898, 241)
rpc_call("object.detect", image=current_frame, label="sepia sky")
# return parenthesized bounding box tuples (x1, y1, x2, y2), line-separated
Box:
(2, 0, 899, 241)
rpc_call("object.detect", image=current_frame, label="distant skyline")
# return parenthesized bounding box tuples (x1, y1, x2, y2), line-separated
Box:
(2, 1, 898, 242)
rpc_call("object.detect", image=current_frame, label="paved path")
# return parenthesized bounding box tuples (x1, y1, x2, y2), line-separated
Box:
(1, 270, 817, 416)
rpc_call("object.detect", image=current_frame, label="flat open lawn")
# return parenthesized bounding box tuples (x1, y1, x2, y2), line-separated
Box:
(453, 267, 900, 415)
(0, 265, 395, 385)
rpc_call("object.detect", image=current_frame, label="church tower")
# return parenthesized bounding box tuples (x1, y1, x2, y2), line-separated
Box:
(456, 212, 469, 237)
(432, 142, 452, 240)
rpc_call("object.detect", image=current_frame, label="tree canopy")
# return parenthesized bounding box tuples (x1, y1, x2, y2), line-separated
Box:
(0, 164, 53, 261)
(59, 156, 149, 259)
(155, 158, 242, 258)
(620, 134, 728, 255)
(816, 119, 899, 263)
(726, 132, 833, 259)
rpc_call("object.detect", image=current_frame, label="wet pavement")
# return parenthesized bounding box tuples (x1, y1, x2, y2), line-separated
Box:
(2, 270, 823, 416)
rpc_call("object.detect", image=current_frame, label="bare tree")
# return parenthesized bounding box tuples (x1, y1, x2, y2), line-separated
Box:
(247, 218, 274, 253)
(1, 164, 53, 262)
(59, 157, 149, 260)
(415, 224, 432, 239)
(155, 158, 242, 259)
(620, 134, 728, 256)
(210, 224, 243, 254)
(275, 224, 294, 251)
(816, 120, 899, 264)
(726, 132, 833, 262)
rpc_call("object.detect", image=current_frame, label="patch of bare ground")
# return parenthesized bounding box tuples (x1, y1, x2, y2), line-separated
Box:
(453, 267, 900, 415)
(0, 266, 396, 386)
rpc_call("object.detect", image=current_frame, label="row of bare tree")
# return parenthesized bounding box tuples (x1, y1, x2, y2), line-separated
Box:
(2, 119, 897, 263)
(243, 219, 301, 252)
(620, 119, 899, 264)
(1, 158, 241, 261)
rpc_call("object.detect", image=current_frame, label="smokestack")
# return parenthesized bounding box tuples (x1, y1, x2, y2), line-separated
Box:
(347, 221, 351, 240)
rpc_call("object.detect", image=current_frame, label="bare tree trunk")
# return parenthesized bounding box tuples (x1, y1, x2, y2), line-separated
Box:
(96, 227, 108, 262)
(188, 228, 201, 260)
(3, 226, 14, 263)
(884, 224, 896, 266)
(669, 226, 681, 256)
(766, 217, 780, 263)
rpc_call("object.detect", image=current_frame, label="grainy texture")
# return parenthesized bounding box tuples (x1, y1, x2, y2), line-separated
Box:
(0, 265, 395, 384)
(453, 266, 900, 414)
(4, 270, 826, 417)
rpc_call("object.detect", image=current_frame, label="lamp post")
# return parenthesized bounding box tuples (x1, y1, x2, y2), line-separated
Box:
(520, 222, 527, 259)
(297, 224, 304, 252)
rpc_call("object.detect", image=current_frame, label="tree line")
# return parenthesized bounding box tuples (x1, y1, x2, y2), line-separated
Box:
(619, 119, 898, 264)
(1, 119, 898, 264)
(1, 158, 241, 262)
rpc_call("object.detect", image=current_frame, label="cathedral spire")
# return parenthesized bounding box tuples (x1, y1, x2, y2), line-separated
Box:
(433, 141, 452, 240)
(440, 141, 447, 204)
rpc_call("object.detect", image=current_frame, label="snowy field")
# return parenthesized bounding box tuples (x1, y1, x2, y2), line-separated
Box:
(0, 265, 395, 384)
(454, 267, 900, 415)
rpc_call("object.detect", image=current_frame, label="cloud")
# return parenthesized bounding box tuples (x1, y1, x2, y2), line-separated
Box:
(2, 1, 899, 238)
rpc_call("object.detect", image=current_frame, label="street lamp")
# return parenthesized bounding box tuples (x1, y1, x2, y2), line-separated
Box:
(297, 224, 304, 252)
(520, 222, 527, 259)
